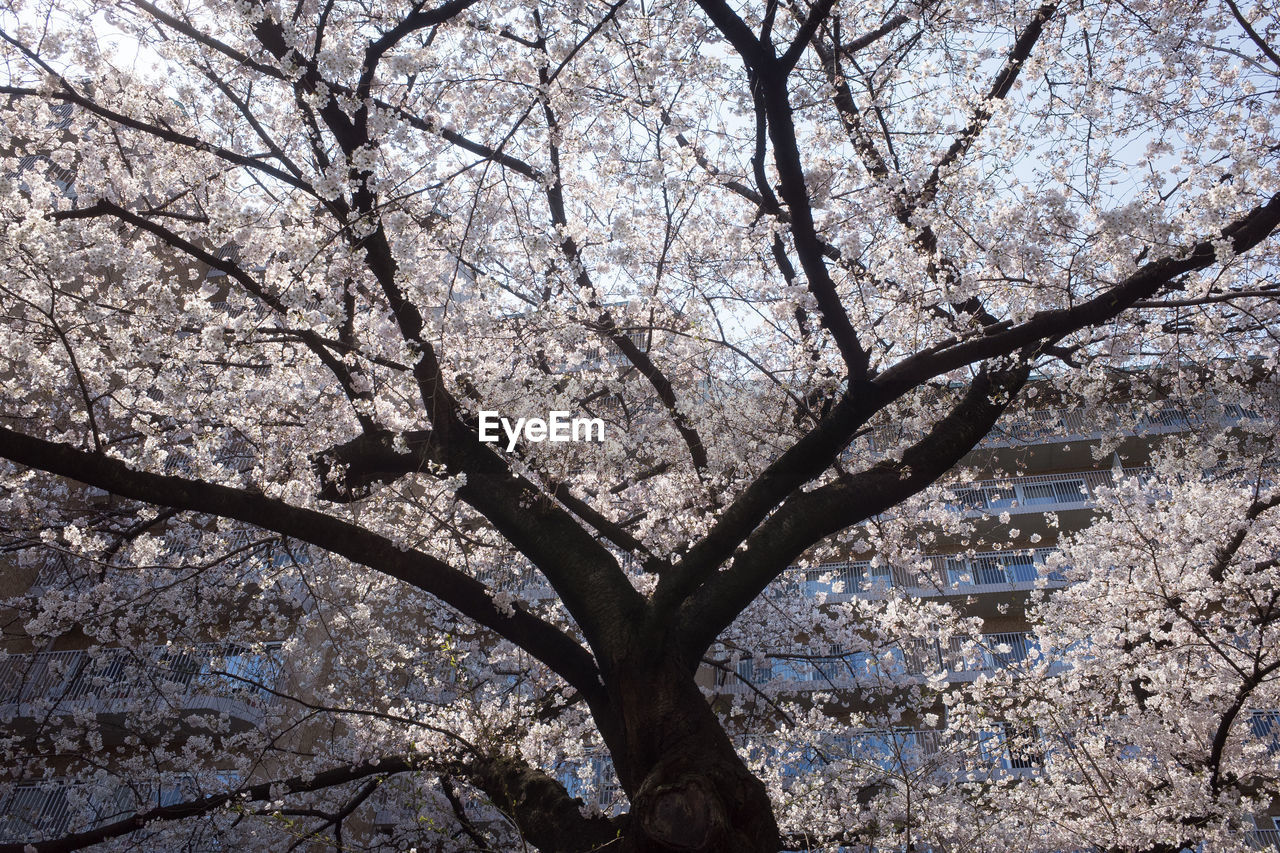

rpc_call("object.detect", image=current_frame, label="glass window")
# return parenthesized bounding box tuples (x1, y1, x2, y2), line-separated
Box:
(945, 557, 972, 588)
(1021, 483, 1058, 504)
(986, 486, 1017, 508)
(1053, 479, 1087, 503)
(1249, 710, 1280, 755)
(1004, 555, 1038, 583)
(973, 558, 1008, 586)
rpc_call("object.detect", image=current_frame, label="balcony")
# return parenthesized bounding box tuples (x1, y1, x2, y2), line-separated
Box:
(716, 632, 1043, 693)
(475, 555, 557, 600)
(775, 547, 1066, 601)
(866, 399, 1258, 456)
(945, 467, 1151, 517)
(942, 632, 1041, 681)
(1249, 829, 1280, 851)
(0, 781, 78, 843)
(0, 643, 282, 728)
(978, 400, 1221, 448)
(737, 724, 1041, 783)
(1248, 710, 1280, 756)
(29, 538, 313, 607)
(0, 776, 235, 845)
(557, 754, 623, 811)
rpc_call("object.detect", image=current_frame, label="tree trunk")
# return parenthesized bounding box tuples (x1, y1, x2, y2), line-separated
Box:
(604, 655, 781, 853)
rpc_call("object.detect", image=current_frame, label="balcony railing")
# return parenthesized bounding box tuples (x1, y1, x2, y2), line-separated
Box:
(0, 776, 238, 844)
(775, 547, 1066, 600)
(0, 782, 77, 843)
(30, 538, 312, 600)
(557, 754, 623, 811)
(945, 467, 1151, 516)
(1248, 829, 1280, 851)
(1248, 710, 1280, 756)
(945, 632, 1039, 675)
(737, 725, 1042, 780)
(475, 555, 556, 598)
(866, 399, 1259, 455)
(0, 643, 282, 721)
(717, 632, 1041, 692)
(829, 727, 1042, 774)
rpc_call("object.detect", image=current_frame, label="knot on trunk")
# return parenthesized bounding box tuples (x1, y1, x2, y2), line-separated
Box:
(633, 767, 726, 851)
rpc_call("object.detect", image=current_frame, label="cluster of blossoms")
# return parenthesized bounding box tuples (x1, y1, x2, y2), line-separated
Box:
(0, 0, 1278, 849)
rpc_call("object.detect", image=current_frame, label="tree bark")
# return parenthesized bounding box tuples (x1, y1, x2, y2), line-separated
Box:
(604, 655, 780, 853)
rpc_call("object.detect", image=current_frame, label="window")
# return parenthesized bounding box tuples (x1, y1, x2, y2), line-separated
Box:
(1003, 554, 1038, 583)
(972, 558, 1008, 586)
(1021, 479, 1086, 505)
(1248, 710, 1280, 756)
(736, 657, 772, 684)
(843, 732, 905, 772)
(945, 557, 972, 588)
(0, 784, 73, 843)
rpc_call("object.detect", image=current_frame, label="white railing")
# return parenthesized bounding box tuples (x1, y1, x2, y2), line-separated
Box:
(945, 467, 1151, 516)
(737, 725, 1041, 780)
(31, 538, 311, 598)
(978, 400, 1225, 448)
(0, 782, 77, 843)
(1249, 710, 1280, 756)
(0, 643, 282, 719)
(716, 632, 1040, 693)
(775, 547, 1065, 600)
(557, 754, 623, 811)
(929, 548, 1066, 591)
(0, 776, 238, 844)
(1248, 829, 1280, 851)
(867, 399, 1259, 455)
(829, 727, 1042, 774)
(475, 556, 556, 598)
(946, 632, 1039, 674)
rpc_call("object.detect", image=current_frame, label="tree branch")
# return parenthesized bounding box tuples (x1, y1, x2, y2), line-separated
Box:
(1224, 0, 1280, 71)
(231, 7, 651, 655)
(0, 425, 606, 698)
(754, 62, 871, 379)
(0, 757, 429, 853)
(675, 359, 1031, 659)
(0, 79, 314, 196)
(536, 53, 709, 471)
(363, 0, 484, 88)
(465, 754, 624, 853)
(912, 2, 1058, 213)
(778, 0, 839, 70)
(875, 191, 1280, 395)
(51, 200, 380, 434)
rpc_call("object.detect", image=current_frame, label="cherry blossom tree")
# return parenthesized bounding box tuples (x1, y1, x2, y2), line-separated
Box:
(0, 0, 1278, 849)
